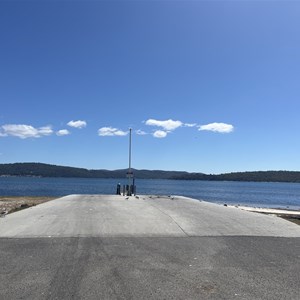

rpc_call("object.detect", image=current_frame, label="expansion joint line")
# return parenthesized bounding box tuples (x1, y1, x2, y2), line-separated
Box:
(148, 202, 190, 237)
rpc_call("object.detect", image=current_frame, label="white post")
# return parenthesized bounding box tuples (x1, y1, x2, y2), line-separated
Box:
(128, 128, 132, 196)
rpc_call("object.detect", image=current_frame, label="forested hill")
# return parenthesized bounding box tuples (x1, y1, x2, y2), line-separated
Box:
(172, 171, 300, 183)
(0, 163, 300, 183)
(0, 163, 188, 179)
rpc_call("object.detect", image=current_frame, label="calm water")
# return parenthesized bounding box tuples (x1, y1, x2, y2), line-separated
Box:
(1, 177, 300, 209)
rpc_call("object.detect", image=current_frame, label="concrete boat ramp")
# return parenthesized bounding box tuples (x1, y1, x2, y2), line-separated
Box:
(1, 195, 300, 299)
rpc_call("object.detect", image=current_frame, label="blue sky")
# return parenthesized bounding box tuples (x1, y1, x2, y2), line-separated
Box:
(1, 1, 300, 173)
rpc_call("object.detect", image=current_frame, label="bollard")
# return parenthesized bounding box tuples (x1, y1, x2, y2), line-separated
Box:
(116, 183, 121, 195)
(130, 184, 135, 196)
(126, 185, 130, 196)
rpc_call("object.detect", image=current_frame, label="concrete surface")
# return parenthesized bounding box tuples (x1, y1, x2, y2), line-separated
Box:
(1, 194, 299, 238)
(0, 194, 300, 299)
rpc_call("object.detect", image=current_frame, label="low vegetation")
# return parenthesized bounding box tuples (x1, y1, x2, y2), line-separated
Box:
(172, 171, 300, 183)
(1, 163, 300, 183)
(0, 196, 56, 214)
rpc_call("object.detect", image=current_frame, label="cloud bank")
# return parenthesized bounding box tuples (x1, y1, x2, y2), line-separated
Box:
(67, 120, 87, 129)
(0, 124, 53, 139)
(0, 118, 234, 140)
(98, 127, 128, 136)
(198, 122, 234, 133)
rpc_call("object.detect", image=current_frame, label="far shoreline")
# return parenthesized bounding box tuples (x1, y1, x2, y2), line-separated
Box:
(1, 163, 300, 183)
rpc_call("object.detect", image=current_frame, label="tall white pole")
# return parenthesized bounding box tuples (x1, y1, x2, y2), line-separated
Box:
(129, 128, 132, 172)
(128, 128, 132, 195)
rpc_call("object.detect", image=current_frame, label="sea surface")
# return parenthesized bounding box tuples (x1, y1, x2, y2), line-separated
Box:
(1, 177, 300, 209)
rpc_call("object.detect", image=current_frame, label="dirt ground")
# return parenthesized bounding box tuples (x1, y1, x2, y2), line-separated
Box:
(0, 196, 56, 214)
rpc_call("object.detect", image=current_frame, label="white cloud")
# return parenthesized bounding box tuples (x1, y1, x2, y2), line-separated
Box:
(98, 127, 128, 136)
(38, 126, 53, 136)
(67, 120, 87, 129)
(184, 123, 197, 127)
(0, 124, 53, 139)
(135, 129, 147, 135)
(153, 130, 167, 138)
(198, 122, 234, 133)
(145, 119, 183, 131)
(56, 129, 70, 136)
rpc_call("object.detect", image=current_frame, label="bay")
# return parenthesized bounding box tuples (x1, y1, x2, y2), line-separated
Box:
(0, 177, 300, 209)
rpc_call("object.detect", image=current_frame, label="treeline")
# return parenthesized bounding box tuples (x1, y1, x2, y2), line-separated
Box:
(0, 163, 300, 183)
(172, 171, 300, 183)
(0, 163, 188, 179)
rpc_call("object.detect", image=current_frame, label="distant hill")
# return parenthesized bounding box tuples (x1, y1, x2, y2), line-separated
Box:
(172, 171, 300, 183)
(0, 163, 188, 179)
(0, 163, 300, 183)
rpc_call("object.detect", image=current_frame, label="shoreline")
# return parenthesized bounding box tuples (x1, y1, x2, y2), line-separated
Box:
(228, 205, 300, 215)
(227, 204, 300, 225)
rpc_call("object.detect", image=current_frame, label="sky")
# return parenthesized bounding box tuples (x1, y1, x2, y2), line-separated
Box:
(1, 0, 300, 174)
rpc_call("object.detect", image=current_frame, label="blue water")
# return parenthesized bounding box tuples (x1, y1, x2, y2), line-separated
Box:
(0, 177, 300, 209)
